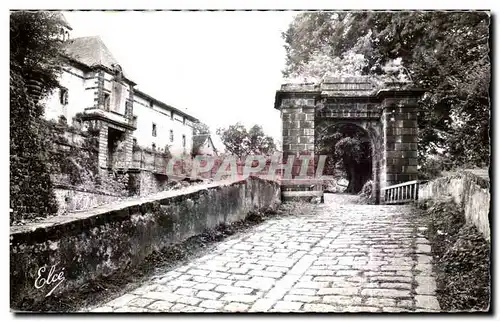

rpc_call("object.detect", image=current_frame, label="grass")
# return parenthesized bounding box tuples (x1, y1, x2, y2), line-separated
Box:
(417, 198, 490, 312)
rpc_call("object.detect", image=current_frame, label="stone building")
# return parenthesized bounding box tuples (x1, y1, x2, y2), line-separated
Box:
(42, 21, 201, 171)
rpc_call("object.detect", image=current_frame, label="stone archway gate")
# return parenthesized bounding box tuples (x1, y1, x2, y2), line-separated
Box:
(274, 76, 424, 204)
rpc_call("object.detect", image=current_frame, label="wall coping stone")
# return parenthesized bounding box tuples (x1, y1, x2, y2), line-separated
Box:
(10, 177, 280, 244)
(419, 169, 490, 241)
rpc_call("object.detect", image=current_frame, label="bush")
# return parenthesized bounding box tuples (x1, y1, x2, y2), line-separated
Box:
(420, 199, 490, 311)
(360, 180, 373, 197)
(419, 157, 446, 180)
(357, 180, 374, 204)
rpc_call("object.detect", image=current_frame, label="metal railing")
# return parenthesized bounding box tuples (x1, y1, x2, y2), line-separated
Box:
(382, 180, 419, 204)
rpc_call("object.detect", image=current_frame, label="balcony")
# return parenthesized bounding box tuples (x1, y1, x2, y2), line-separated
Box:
(82, 108, 137, 131)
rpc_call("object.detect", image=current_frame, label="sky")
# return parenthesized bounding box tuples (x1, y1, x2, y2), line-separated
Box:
(63, 11, 297, 151)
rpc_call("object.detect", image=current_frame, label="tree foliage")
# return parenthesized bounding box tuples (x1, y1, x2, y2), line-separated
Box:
(283, 11, 490, 169)
(10, 10, 67, 95)
(216, 123, 276, 158)
(316, 124, 371, 193)
(10, 71, 59, 223)
(10, 11, 66, 222)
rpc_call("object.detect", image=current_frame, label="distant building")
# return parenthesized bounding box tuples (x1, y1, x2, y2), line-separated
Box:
(133, 89, 196, 157)
(193, 134, 218, 156)
(41, 22, 200, 170)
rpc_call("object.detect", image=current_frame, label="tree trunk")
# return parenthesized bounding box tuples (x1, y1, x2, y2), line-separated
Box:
(345, 165, 357, 193)
(345, 162, 371, 194)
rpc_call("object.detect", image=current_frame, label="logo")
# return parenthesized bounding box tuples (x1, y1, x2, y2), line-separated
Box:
(34, 263, 65, 297)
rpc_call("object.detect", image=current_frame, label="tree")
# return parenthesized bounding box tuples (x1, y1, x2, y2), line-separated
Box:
(283, 11, 490, 171)
(216, 123, 276, 158)
(316, 124, 371, 193)
(248, 125, 276, 156)
(11, 11, 67, 96)
(10, 11, 66, 223)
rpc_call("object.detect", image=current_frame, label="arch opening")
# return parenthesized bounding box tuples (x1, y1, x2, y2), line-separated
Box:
(315, 122, 373, 194)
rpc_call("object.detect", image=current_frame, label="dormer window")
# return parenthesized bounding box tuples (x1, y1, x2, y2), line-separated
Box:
(111, 64, 123, 82)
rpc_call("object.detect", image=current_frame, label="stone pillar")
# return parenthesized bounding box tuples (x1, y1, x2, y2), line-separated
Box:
(95, 70, 105, 109)
(279, 95, 318, 200)
(123, 130, 134, 168)
(125, 85, 134, 120)
(371, 133, 383, 204)
(98, 122, 109, 169)
(379, 89, 423, 187)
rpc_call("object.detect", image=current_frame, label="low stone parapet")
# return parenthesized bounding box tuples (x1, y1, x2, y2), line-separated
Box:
(418, 169, 490, 241)
(10, 177, 280, 310)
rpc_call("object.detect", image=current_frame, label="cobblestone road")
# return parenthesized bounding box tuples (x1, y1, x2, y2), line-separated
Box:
(88, 194, 440, 313)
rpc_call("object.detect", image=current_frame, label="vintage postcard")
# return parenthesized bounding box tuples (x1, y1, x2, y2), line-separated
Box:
(9, 8, 491, 314)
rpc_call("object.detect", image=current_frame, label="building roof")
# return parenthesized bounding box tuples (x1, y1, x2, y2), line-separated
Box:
(62, 35, 201, 124)
(134, 89, 199, 123)
(63, 36, 134, 83)
(193, 134, 218, 155)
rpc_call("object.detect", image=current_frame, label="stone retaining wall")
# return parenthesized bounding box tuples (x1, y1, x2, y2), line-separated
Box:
(10, 177, 280, 310)
(53, 185, 124, 215)
(128, 170, 169, 196)
(418, 170, 490, 241)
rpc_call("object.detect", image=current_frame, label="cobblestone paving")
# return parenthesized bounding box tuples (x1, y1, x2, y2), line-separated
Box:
(88, 194, 440, 313)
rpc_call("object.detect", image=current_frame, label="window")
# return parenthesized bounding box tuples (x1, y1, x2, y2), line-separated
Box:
(152, 143, 156, 151)
(103, 92, 110, 110)
(152, 123, 157, 137)
(182, 134, 186, 147)
(133, 138, 137, 146)
(170, 111, 174, 120)
(149, 101, 153, 108)
(59, 87, 68, 105)
(183, 117, 186, 125)
(169, 130, 174, 142)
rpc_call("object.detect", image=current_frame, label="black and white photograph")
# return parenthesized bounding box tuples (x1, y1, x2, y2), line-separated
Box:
(9, 4, 492, 315)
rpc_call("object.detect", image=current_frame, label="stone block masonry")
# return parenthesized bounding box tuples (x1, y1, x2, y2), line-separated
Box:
(95, 70, 105, 109)
(379, 93, 421, 187)
(10, 177, 280, 310)
(419, 170, 490, 241)
(98, 121, 108, 168)
(275, 78, 424, 203)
